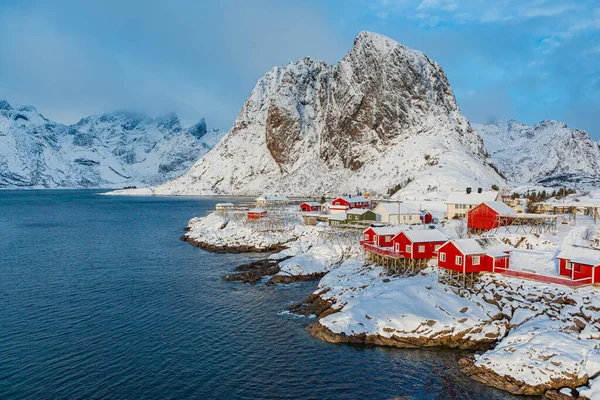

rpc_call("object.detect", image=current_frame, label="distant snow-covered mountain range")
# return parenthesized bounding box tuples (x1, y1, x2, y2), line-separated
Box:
(0, 100, 223, 188)
(474, 120, 600, 186)
(3, 32, 598, 194)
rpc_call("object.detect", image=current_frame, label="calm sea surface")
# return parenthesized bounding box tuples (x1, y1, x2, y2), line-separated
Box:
(0, 190, 520, 399)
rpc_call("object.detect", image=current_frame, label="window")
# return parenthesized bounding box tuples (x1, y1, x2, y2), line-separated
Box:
(472, 256, 480, 265)
(440, 253, 446, 262)
(456, 256, 463, 265)
(395, 243, 399, 252)
(566, 262, 573, 270)
(418, 245, 425, 253)
(406, 245, 412, 253)
(364, 234, 368, 241)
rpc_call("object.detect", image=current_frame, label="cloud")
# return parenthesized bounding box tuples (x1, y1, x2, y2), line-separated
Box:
(0, 0, 346, 128)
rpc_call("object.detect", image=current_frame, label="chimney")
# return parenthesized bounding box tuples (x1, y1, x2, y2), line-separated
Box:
(466, 187, 472, 194)
(478, 188, 482, 194)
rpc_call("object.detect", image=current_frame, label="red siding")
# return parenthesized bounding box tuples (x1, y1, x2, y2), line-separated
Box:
(437, 242, 499, 273)
(420, 213, 434, 224)
(332, 197, 370, 209)
(363, 228, 376, 244)
(558, 258, 600, 282)
(467, 203, 501, 231)
(332, 198, 350, 207)
(299, 203, 319, 212)
(248, 211, 267, 220)
(391, 232, 444, 259)
(375, 234, 395, 247)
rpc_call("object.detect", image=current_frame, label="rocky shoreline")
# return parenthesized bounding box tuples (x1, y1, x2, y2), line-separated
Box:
(180, 234, 289, 254)
(181, 212, 600, 398)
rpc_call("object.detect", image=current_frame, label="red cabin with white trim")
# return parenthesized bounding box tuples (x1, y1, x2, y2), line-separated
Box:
(247, 209, 267, 220)
(331, 195, 371, 213)
(299, 202, 321, 212)
(362, 226, 402, 247)
(391, 230, 448, 259)
(557, 247, 600, 284)
(420, 212, 434, 224)
(437, 238, 511, 273)
(467, 201, 515, 232)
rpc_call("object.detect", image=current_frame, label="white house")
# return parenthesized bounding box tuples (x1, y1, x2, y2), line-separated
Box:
(215, 203, 235, 213)
(255, 195, 290, 208)
(446, 189, 500, 219)
(373, 202, 421, 225)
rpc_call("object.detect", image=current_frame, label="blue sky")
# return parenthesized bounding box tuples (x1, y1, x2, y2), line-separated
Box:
(0, 0, 598, 138)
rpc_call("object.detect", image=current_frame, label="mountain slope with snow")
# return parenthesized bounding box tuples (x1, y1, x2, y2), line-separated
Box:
(152, 31, 503, 198)
(0, 100, 223, 188)
(475, 120, 600, 186)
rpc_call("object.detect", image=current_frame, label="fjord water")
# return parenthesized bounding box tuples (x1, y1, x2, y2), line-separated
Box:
(0, 191, 514, 400)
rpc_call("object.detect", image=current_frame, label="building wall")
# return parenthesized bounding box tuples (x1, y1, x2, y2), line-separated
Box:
(467, 204, 499, 231)
(392, 233, 444, 259)
(558, 258, 597, 281)
(446, 203, 477, 220)
(363, 228, 376, 243)
(437, 242, 490, 273)
(375, 234, 394, 247)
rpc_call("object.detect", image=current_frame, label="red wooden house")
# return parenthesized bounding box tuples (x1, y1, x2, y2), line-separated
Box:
(391, 229, 448, 259)
(556, 247, 600, 284)
(467, 201, 515, 232)
(330, 195, 371, 213)
(362, 226, 402, 247)
(299, 202, 321, 212)
(437, 238, 512, 273)
(247, 208, 267, 220)
(420, 211, 434, 224)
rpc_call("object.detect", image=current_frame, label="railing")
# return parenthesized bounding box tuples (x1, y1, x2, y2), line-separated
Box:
(360, 240, 404, 259)
(494, 268, 593, 287)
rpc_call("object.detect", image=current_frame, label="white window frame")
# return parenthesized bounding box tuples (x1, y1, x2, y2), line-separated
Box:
(364, 233, 368, 241)
(566, 261, 573, 270)
(472, 255, 481, 265)
(440, 252, 446, 262)
(406, 245, 412, 253)
(456, 255, 463, 265)
(395, 243, 399, 252)
(418, 245, 425, 253)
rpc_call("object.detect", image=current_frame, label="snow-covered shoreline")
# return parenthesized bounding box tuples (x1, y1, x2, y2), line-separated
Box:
(183, 211, 600, 397)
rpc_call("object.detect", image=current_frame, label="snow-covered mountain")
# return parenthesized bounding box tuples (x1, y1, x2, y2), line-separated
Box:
(152, 31, 503, 198)
(0, 100, 223, 188)
(475, 119, 600, 186)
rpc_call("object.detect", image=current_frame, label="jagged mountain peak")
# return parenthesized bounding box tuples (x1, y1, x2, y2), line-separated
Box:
(152, 32, 503, 198)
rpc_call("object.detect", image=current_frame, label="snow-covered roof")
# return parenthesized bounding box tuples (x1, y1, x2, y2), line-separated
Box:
(336, 195, 369, 204)
(478, 201, 515, 215)
(401, 229, 448, 243)
(557, 246, 600, 266)
(216, 202, 235, 207)
(368, 226, 403, 236)
(448, 238, 512, 256)
(300, 202, 321, 206)
(347, 208, 372, 215)
(446, 191, 499, 205)
(374, 202, 420, 215)
(328, 213, 347, 221)
(248, 208, 266, 213)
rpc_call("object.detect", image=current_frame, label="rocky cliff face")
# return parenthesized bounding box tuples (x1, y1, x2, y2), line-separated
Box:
(0, 101, 223, 188)
(475, 120, 600, 186)
(154, 31, 503, 198)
